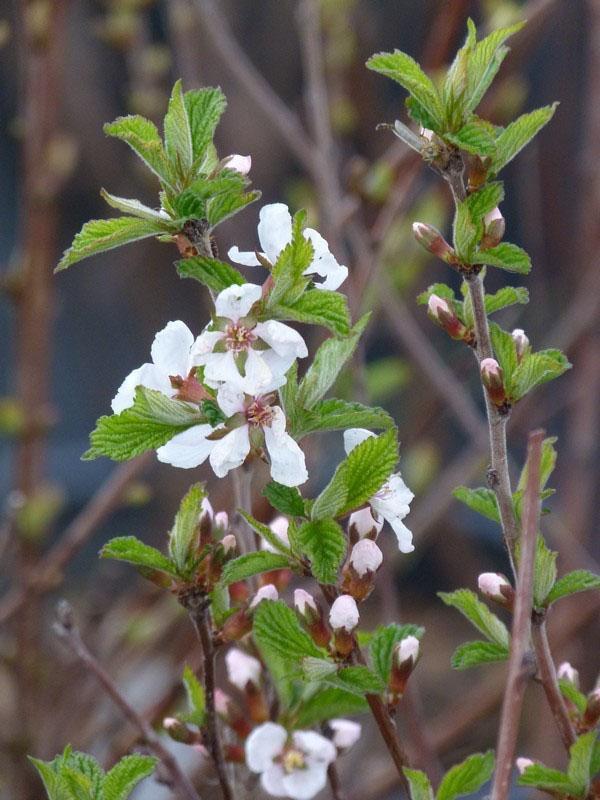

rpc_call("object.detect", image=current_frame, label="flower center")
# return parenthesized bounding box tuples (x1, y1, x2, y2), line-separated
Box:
(282, 748, 306, 773)
(225, 323, 256, 353)
(245, 397, 274, 428)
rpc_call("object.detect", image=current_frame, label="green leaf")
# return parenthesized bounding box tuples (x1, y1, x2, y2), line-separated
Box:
(293, 398, 394, 439)
(453, 486, 500, 523)
(100, 536, 179, 578)
(466, 182, 505, 221)
(238, 510, 295, 557)
(472, 242, 531, 274)
(29, 757, 72, 800)
(220, 551, 294, 586)
(301, 657, 338, 682)
(103, 755, 157, 800)
(492, 104, 558, 174)
(453, 200, 480, 262)
(484, 286, 529, 316)
(103, 114, 173, 188)
(100, 190, 174, 224)
(437, 751, 495, 800)
(253, 599, 322, 662)
(416, 282, 456, 307)
(403, 769, 434, 800)
(294, 686, 368, 727)
(366, 51, 444, 128)
(517, 764, 577, 795)
(262, 483, 305, 517)
(546, 570, 600, 605)
(206, 189, 261, 227)
(510, 350, 571, 401)
(529, 536, 558, 608)
(451, 640, 509, 670)
(568, 733, 598, 797)
(184, 87, 227, 164)
(56, 216, 164, 272)
(489, 323, 518, 385)
(176, 255, 245, 292)
(311, 429, 398, 520)
(369, 623, 425, 683)
(296, 314, 369, 409)
(559, 679, 588, 715)
(267, 211, 313, 307)
(465, 21, 525, 112)
(337, 665, 385, 694)
(168, 483, 205, 571)
(516, 436, 557, 494)
(84, 387, 206, 462)
(297, 519, 346, 584)
(438, 589, 509, 647)
(181, 664, 206, 726)
(164, 79, 194, 177)
(445, 120, 496, 156)
(271, 289, 351, 336)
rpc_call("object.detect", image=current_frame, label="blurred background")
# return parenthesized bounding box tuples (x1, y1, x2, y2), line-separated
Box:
(1, 0, 599, 798)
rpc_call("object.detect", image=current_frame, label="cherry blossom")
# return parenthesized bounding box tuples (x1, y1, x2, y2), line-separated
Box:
(329, 719, 361, 751)
(225, 648, 262, 691)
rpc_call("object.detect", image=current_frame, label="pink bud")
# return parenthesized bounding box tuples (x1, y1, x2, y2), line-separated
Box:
(480, 358, 507, 407)
(163, 717, 196, 744)
(214, 689, 231, 716)
(329, 595, 359, 633)
(395, 635, 420, 667)
(516, 758, 534, 775)
(478, 572, 514, 607)
(214, 511, 229, 531)
(294, 588, 318, 618)
(427, 294, 469, 341)
(512, 329, 529, 361)
(349, 540, 383, 577)
(557, 662, 579, 687)
(412, 222, 455, 262)
(348, 507, 383, 542)
(482, 207, 505, 248)
(225, 648, 262, 690)
(249, 583, 278, 609)
(221, 534, 237, 555)
(200, 497, 214, 520)
(224, 154, 252, 175)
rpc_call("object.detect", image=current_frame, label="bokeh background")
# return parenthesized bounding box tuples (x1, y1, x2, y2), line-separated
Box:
(1, 0, 599, 798)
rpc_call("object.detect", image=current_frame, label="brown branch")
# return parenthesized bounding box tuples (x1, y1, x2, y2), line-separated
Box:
(53, 601, 201, 800)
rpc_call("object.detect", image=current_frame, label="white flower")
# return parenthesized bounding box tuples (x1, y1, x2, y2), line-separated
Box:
(225, 648, 262, 690)
(249, 584, 279, 609)
(348, 539, 383, 577)
(329, 719, 361, 751)
(193, 283, 307, 395)
(294, 588, 317, 617)
(111, 320, 203, 413)
(224, 153, 252, 175)
(395, 635, 420, 666)
(329, 595, 359, 632)
(557, 662, 579, 687)
(343, 429, 414, 553)
(245, 722, 336, 800)
(228, 203, 348, 291)
(262, 515, 290, 553)
(348, 507, 383, 539)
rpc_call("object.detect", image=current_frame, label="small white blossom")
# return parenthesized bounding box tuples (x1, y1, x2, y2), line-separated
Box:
(396, 635, 420, 666)
(228, 203, 348, 291)
(516, 758, 534, 775)
(225, 648, 262, 690)
(294, 588, 318, 617)
(343, 429, 414, 553)
(557, 662, 579, 687)
(262, 515, 291, 553)
(245, 722, 336, 800)
(512, 328, 530, 359)
(249, 584, 279, 609)
(478, 572, 511, 600)
(221, 534, 237, 554)
(348, 507, 383, 539)
(224, 153, 252, 174)
(329, 719, 361, 751)
(329, 595, 359, 632)
(349, 539, 383, 577)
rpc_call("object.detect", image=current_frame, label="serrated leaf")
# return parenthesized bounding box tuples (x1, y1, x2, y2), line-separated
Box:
(168, 483, 205, 571)
(453, 200, 480, 261)
(466, 22, 525, 112)
(294, 686, 368, 727)
(267, 211, 313, 307)
(489, 322, 518, 386)
(297, 518, 346, 584)
(445, 120, 496, 156)
(100, 190, 174, 224)
(484, 286, 529, 315)
(84, 388, 205, 462)
(510, 350, 571, 401)
(559, 679, 588, 714)
(311, 429, 398, 520)
(403, 769, 434, 800)
(164, 79, 193, 177)
(103, 755, 157, 800)
(184, 86, 227, 163)
(451, 640, 509, 670)
(416, 282, 456, 306)
(238, 510, 295, 557)
(517, 436, 557, 494)
(100, 536, 179, 577)
(517, 764, 577, 795)
(568, 733, 597, 797)
(466, 182, 505, 221)
(29, 757, 72, 800)
(181, 664, 205, 726)
(472, 242, 532, 274)
(176, 255, 245, 292)
(296, 314, 369, 409)
(527, 535, 558, 608)
(293, 398, 394, 439)
(302, 657, 338, 681)
(492, 104, 558, 174)
(206, 189, 261, 227)
(369, 623, 425, 683)
(220, 551, 294, 586)
(271, 289, 351, 336)
(262, 483, 305, 517)
(546, 570, 600, 605)
(253, 600, 322, 662)
(103, 114, 173, 188)
(439, 589, 509, 647)
(337, 665, 385, 694)
(453, 486, 500, 523)
(56, 217, 165, 272)
(437, 751, 495, 800)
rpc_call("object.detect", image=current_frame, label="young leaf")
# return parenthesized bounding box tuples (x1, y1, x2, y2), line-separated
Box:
(103, 755, 157, 800)
(465, 21, 525, 112)
(181, 664, 206, 726)
(164, 79, 194, 177)
(528, 535, 558, 608)
(492, 104, 558, 174)
(238, 510, 295, 557)
(558, 679, 588, 715)
(262, 482, 305, 517)
(472, 242, 532, 274)
(294, 686, 368, 727)
(438, 589, 509, 648)
(403, 769, 434, 800)
(168, 483, 205, 572)
(567, 732, 597, 797)
(337, 665, 385, 694)
(369, 623, 425, 683)
(466, 182, 505, 221)
(311, 429, 398, 520)
(84, 388, 206, 462)
(546, 570, 600, 605)
(510, 350, 571, 401)
(436, 751, 495, 800)
(453, 486, 500, 523)
(484, 286, 529, 315)
(176, 255, 245, 292)
(293, 399, 394, 439)
(103, 114, 173, 188)
(267, 211, 313, 307)
(302, 656, 338, 681)
(453, 200, 480, 262)
(271, 289, 351, 336)
(451, 640, 509, 670)
(445, 119, 496, 156)
(517, 764, 578, 795)
(253, 599, 322, 662)
(220, 551, 294, 586)
(56, 217, 165, 272)
(489, 323, 518, 384)
(100, 190, 174, 224)
(29, 756, 73, 800)
(100, 536, 179, 578)
(184, 86, 227, 163)
(297, 519, 346, 584)
(206, 189, 261, 227)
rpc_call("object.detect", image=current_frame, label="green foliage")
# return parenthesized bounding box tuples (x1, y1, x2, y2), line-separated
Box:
(558, 679, 588, 714)
(294, 686, 368, 727)
(439, 589, 509, 649)
(100, 536, 179, 578)
(546, 570, 600, 605)
(403, 769, 434, 800)
(510, 349, 571, 401)
(452, 486, 500, 523)
(451, 640, 509, 670)
(164, 80, 195, 177)
(176, 255, 245, 292)
(492, 104, 558, 174)
(445, 119, 496, 156)
(238, 510, 295, 557)
(311, 429, 398, 520)
(181, 664, 206, 726)
(270, 289, 351, 336)
(104, 114, 174, 187)
(297, 519, 346, 584)
(262, 482, 306, 517)
(484, 286, 529, 316)
(168, 484, 205, 572)
(184, 86, 227, 165)
(453, 200, 480, 262)
(464, 21, 524, 113)
(369, 623, 425, 683)
(84, 388, 207, 462)
(436, 751, 495, 800)
(528, 536, 558, 609)
(267, 211, 313, 307)
(292, 398, 394, 439)
(472, 242, 531, 274)
(103, 756, 158, 800)
(337, 665, 385, 694)
(220, 551, 295, 586)
(518, 732, 599, 798)
(253, 600, 322, 664)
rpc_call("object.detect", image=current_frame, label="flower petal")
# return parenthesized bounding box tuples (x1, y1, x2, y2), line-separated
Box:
(242, 348, 279, 395)
(150, 321, 194, 375)
(224, 154, 252, 175)
(304, 228, 348, 291)
(245, 722, 287, 773)
(111, 363, 172, 413)
(343, 428, 375, 455)
(203, 350, 245, 390)
(215, 283, 263, 321)
(257, 203, 293, 263)
(261, 765, 288, 797)
(264, 407, 308, 487)
(282, 761, 329, 800)
(156, 424, 215, 469)
(371, 473, 415, 553)
(292, 731, 336, 764)
(189, 330, 224, 365)
(216, 384, 246, 418)
(254, 320, 308, 360)
(209, 425, 251, 477)
(227, 245, 262, 267)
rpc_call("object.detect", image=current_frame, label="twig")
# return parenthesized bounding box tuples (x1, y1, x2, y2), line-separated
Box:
(53, 601, 201, 800)
(490, 430, 544, 800)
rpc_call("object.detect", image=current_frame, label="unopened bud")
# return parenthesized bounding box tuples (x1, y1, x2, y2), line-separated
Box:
(329, 595, 359, 657)
(389, 636, 420, 701)
(478, 572, 514, 609)
(583, 688, 600, 728)
(163, 717, 197, 745)
(480, 358, 507, 408)
(412, 222, 455, 263)
(225, 648, 261, 691)
(512, 329, 529, 362)
(221, 534, 237, 556)
(215, 689, 231, 716)
(348, 507, 382, 544)
(198, 497, 214, 547)
(342, 540, 383, 601)
(223, 154, 252, 175)
(215, 688, 252, 738)
(427, 294, 469, 341)
(294, 588, 318, 618)
(516, 757, 534, 775)
(249, 584, 278, 609)
(481, 207, 505, 249)
(214, 511, 229, 532)
(295, 589, 331, 648)
(557, 662, 579, 687)
(262, 515, 290, 552)
(329, 718, 362, 751)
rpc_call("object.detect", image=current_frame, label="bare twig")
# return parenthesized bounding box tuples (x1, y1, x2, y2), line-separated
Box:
(53, 601, 201, 800)
(490, 430, 544, 800)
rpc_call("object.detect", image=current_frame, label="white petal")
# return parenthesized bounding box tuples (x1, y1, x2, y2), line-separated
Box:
(226, 648, 262, 691)
(282, 762, 329, 800)
(215, 283, 263, 321)
(292, 731, 336, 764)
(227, 246, 262, 267)
(111, 363, 172, 413)
(371, 473, 414, 553)
(257, 203, 293, 263)
(261, 765, 288, 797)
(245, 722, 287, 773)
(188, 330, 224, 365)
(343, 428, 375, 455)
(225, 153, 252, 175)
(203, 350, 245, 390)
(240, 348, 277, 395)
(156, 424, 215, 469)
(329, 719, 361, 750)
(329, 595, 359, 632)
(209, 426, 251, 477)
(216, 383, 246, 418)
(258, 349, 295, 392)
(150, 321, 194, 375)
(254, 320, 308, 360)
(388, 518, 414, 553)
(264, 408, 308, 487)
(348, 507, 383, 539)
(304, 228, 348, 291)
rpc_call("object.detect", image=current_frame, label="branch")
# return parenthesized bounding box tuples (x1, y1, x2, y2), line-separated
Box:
(53, 601, 201, 800)
(490, 430, 544, 800)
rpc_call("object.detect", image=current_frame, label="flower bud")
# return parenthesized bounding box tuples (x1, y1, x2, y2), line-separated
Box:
(214, 511, 229, 532)
(329, 595, 359, 657)
(480, 358, 507, 408)
(221, 534, 237, 556)
(215, 688, 252, 738)
(261, 515, 290, 552)
(294, 588, 318, 618)
(557, 662, 579, 688)
(341, 540, 383, 601)
(389, 636, 420, 701)
(481, 207, 505, 249)
(295, 589, 331, 648)
(427, 294, 469, 341)
(223, 154, 252, 175)
(198, 497, 214, 547)
(512, 329, 529, 362)
(583, 688, 600, 728)
(348, 507, 383, 545)
(478, 572, 514, 609)
(412, 222, 455, 263)
(225, 648, 262, 691)
(163, 717, 198, 745)
(329, 718, 362, 751)
(249, 584, 278, 609)
(516, 757, 534, 775)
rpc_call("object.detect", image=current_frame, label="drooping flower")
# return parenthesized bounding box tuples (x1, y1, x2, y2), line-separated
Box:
(111, 320, 206, 413)
(245, 722, 336, 800)
(193, 283, 307, 395)
(228, 203, 348, 291)
(343, 429, 414, 553)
